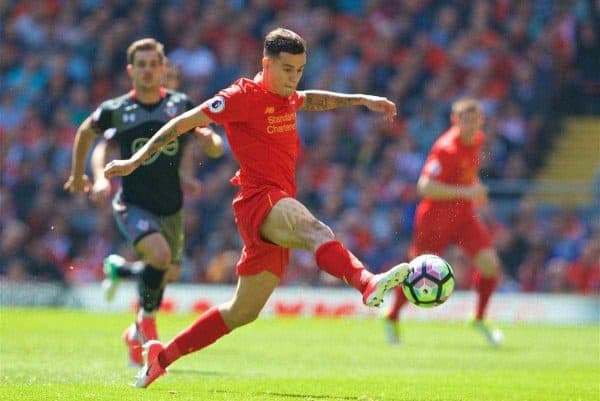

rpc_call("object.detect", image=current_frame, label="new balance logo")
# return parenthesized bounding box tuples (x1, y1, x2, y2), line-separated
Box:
(264, 106, 275, 114)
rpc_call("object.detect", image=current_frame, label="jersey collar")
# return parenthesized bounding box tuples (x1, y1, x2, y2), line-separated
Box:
(128, 87, 168, 101)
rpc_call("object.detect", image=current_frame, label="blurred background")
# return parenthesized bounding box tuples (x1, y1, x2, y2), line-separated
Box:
(0, 0, 599, 302)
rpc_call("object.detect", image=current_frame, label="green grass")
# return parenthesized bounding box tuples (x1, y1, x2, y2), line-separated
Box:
(0, 308, 598, 401)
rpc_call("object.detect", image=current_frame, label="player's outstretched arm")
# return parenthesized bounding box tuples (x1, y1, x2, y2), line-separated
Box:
(104, 107, 213, 178)
(64, 116, 96, 193)
(299, 90, 396, 120)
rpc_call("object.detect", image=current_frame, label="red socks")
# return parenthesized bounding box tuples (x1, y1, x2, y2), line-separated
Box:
(387, 286, 409, 321)
(137, 313, 158, 341)
(315, 241, 373, 292)
(474, 272, 499, 320)
(157, 306, 231, 369)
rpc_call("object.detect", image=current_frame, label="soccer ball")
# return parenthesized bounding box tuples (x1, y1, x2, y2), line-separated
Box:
(402, 254, 455, 308)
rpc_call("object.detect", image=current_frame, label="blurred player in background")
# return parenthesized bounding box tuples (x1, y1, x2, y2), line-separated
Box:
(90, 61, 218, 295)
(384, 98, 504, 346)
(64, 38, 223, 367)
(104, 28, 411, 388)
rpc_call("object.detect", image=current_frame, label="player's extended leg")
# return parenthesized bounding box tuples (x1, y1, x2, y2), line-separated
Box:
(134, 271, 280, 388)
(471, 247, 504, 346)
(260, 197, 409, 307)
(111, 199, 178, 366)
(120, 233, 172, 367)
(131, 208, 185, 343)
(134, 233, 172, 341)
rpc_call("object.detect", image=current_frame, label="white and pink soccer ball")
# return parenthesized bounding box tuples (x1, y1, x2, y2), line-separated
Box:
(402, 254, 456, 308)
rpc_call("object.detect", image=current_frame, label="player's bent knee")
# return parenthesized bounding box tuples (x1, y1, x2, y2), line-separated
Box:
(136, 234, 173, 269)
(144, 249, 172, 270)
(297, 219, 334, 250)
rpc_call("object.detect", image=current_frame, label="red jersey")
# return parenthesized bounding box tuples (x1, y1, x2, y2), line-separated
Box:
(419, 126, 484, 210)
(200, 73, 305, 196)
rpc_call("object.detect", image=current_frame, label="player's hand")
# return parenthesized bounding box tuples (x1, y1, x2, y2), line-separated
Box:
(361, 95, 397, 121)
(64, 174, 91, 193)
(104, 159, 138, 178)
(194, 127, 224, 158)
(90, 177, 111, 204)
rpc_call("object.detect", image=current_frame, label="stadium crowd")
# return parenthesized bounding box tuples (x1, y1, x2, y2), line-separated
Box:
(1, 0, 599, 294)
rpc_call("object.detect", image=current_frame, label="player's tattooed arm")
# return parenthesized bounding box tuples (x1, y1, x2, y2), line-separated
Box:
(300, 90, 396, 120)
(130, 107, 213, 167)
(105, 107, 214, 178)
(299, 90, 363, 111)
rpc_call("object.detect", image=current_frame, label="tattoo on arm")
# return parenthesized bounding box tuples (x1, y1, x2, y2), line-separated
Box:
(133, 107, 210, 165)
(136, 122, 181, 164)
(301, 90, 362, 111)
(154, 125, 179, 148)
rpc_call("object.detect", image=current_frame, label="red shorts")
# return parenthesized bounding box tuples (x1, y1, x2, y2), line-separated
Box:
(232, 187, 291, 278)
(409, 204, 492, 259)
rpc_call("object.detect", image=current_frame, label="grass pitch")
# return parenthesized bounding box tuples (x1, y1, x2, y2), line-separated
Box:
(0, 308, 598, 401)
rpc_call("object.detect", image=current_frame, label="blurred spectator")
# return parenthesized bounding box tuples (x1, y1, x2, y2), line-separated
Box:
(570, 12, 600, 113)
(564, 236, 600, 294)
(0, 219, 29, 275)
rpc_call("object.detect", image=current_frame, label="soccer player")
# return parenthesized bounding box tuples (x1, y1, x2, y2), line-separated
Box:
(64, 38, 223, 367)
(89, 60, 222, 300)
(103, 28, 411, 388)
(383, 98, 504, 346)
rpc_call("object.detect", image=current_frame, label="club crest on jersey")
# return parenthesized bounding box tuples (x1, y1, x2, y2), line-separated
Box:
(164, 101, 178, 118)
(264, 106, 275, 114)
(425, 159, 441, 177)
(208, 96, 225, 113)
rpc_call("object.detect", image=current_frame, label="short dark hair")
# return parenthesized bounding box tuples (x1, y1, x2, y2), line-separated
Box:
(263, 28, 306, 58)
(127, 38, 166, 65)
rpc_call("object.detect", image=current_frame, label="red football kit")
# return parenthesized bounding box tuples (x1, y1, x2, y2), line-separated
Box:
(200, 73, 305, 278)
(409, 126, 492, 258)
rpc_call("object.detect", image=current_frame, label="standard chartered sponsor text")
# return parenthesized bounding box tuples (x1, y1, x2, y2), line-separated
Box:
(267, 113, 296, 134)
